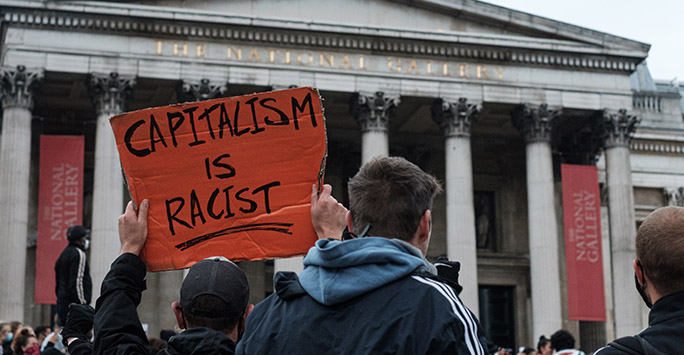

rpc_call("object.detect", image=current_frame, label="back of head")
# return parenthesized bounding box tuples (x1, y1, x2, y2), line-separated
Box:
(180, 257, 249, 333)
(636, 206, 684, 295)
(550, 330, 575, 350)
(347, 156, 442, 241)
(66, 225, 88, 243)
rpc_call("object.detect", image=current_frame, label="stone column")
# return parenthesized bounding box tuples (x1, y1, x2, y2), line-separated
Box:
(600, 109, 641, 337)
(512, 104, 563, 338)
(350, 91, 399, 164)
(88, 72, 135, 303)
(0, 65, 42, 320)
(431, 97, 481, 313)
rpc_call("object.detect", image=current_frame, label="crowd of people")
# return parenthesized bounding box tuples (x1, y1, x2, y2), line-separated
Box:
(2, 156, 683, 354)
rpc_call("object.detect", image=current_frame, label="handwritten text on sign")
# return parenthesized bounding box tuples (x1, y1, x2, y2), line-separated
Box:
(111, 87, 327, 271)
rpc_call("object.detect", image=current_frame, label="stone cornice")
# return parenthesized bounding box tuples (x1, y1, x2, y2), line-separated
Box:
(0, 1, 642, 73)
(630, 140, 684, 155)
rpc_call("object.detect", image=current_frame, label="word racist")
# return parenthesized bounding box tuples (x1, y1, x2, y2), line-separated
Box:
(164, 152, 281, 236)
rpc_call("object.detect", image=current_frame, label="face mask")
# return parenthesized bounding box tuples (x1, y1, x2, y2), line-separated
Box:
(4, 332, 12, 343)
(634, 274, 653, 308)
(23, 344, 40, 355)
(84, 239, 90, 250)
(634, 261, 653, 308)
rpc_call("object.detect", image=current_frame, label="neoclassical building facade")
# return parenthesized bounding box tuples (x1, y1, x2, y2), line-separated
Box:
(0, 0, 682, 351)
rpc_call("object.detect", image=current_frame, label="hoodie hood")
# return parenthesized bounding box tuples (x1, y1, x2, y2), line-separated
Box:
(297, 237, 435, 306)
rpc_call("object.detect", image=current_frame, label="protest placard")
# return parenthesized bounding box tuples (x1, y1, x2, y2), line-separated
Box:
(110, 87, 327, 271)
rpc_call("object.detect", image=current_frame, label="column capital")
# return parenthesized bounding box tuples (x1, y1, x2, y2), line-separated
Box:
(88, 72, 135, 116)
(0, 65, 43, 110)
(511, 103, 561, 143)
(664, 187, 684, 207)
(600, 109, 640, 148)
(179, 78, 226, 102)
(431, 97, 481, 137)
(350, 91, 400, 132)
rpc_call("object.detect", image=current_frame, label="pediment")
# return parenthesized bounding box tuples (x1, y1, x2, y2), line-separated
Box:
(137, 0, 649, 56)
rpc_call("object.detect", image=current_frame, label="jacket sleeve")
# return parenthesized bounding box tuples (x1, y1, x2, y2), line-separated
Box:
(92, 253, 150, 355)
(67, 247, 89, 304)
(67, 339, 94, 355)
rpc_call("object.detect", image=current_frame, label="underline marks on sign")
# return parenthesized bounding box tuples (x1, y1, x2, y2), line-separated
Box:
(174, 222, 294, 251)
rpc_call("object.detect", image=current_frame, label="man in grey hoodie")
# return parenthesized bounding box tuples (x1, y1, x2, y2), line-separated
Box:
(237, 156, 487, 355)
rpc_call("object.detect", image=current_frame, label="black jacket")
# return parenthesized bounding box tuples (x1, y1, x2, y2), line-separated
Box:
(237, 272, 487, 354)
(91, 253, 236, 355)
(595, 290, 684, 354)
(238, 237, 487, 355)
(55, 243, 92, 306)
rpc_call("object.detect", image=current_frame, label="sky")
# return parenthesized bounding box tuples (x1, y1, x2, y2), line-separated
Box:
(482, 0, 683, 82)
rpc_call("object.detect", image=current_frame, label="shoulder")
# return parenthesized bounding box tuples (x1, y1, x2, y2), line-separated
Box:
(408, 274, 464, 310)
(593, 346, 623, 355)
(407, 275, 485, 350)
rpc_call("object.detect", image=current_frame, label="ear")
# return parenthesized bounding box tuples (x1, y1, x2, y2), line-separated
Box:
(345, 211, 353, 233)
(634, 259, 644, 285)
(171, 301, 186, 330)
(411, 210, 431, 255)
(244, 304, 254, 321)
(418, 210, 431, 241)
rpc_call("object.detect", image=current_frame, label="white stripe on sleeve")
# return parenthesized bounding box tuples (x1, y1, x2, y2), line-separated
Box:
(412, 276, 485, 355)
(76, 248, 86, 304)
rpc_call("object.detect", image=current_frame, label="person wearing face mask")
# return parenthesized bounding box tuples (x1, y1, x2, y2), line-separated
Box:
(12, 333, 38, 355)
(1, 322, 13, 355)
(595, 206, 684, 354)
(55, 225, 92, 326)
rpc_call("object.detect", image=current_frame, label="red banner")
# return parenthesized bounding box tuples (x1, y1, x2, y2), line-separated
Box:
(561, 164, 606, 321)
(35, 136, 84, 304)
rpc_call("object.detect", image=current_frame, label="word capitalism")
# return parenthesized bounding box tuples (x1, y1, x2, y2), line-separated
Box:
(154, 41, 506, 80)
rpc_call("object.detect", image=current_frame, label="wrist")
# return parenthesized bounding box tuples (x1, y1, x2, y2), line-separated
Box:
(120, 245, 142, 256)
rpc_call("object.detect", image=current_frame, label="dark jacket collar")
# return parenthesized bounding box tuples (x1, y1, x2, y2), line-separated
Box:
(649, 290, 684, 325)
(165, 327, 236, 355)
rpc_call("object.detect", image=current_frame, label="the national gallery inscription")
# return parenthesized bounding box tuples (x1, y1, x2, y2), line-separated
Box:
(155, 40, 506, 81)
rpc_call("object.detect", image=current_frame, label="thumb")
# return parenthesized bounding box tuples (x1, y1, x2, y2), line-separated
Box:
(137, 199, 149, 223)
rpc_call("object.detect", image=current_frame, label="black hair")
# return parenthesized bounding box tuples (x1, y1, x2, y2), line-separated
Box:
(537, 335, 550, 352)
(550, 330, 575, 350)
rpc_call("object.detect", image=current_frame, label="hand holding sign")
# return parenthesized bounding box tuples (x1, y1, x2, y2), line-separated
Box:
(110, 87, 327, 271)
(311, 184, 348, 240)
(118, 200, 149, 256)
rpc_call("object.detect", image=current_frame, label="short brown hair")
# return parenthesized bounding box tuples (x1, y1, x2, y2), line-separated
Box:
(347, 156, 442, 241)
(636, 206, 684, 295)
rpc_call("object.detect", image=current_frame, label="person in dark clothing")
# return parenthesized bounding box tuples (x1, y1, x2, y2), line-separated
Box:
(55, 225, 92, 326)
(237, 156, 487, 354)
(596, 206, 684, 354)
(74, 200, 252, 355)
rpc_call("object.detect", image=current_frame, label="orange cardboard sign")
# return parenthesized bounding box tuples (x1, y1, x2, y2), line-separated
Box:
(110, 87, 327, 271)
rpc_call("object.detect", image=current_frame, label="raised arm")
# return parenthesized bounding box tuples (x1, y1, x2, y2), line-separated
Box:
(92, 200, 150, 355)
